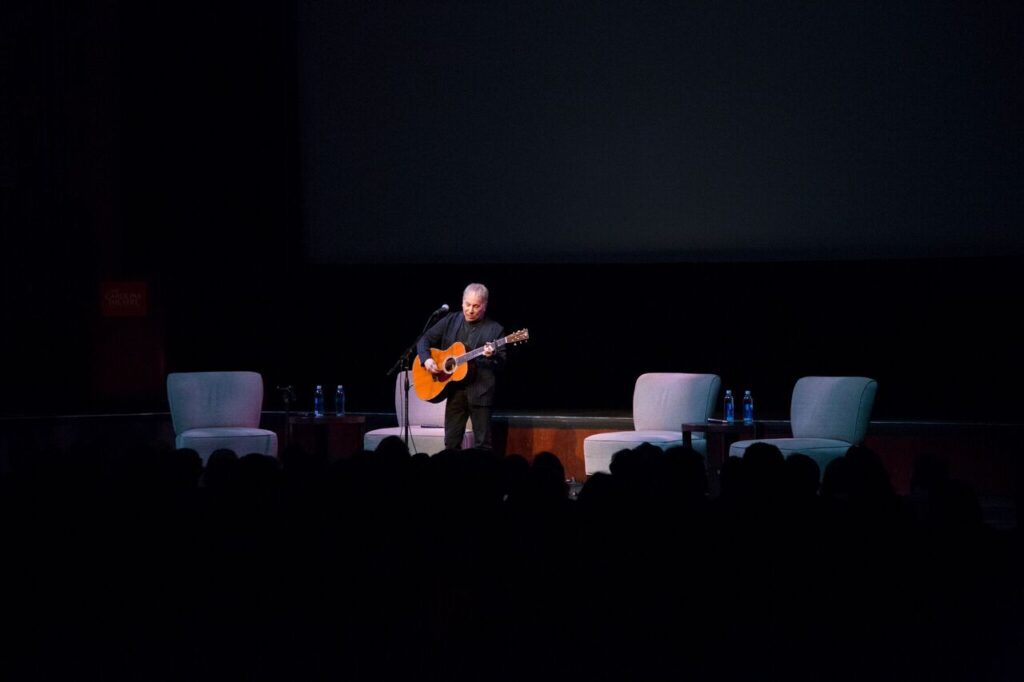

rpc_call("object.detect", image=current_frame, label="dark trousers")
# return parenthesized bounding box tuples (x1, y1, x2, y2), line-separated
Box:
(444, 386, 493, 450)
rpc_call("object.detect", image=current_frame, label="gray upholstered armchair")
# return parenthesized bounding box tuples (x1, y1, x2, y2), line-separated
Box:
(166, 371, 278, 464)
(583, 372, 721, 476)
(363, 371, 473, 454)
(728, 376, 878, 474)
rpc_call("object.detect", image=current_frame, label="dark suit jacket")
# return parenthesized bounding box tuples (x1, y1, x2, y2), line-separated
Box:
(416, 312, 505, 406)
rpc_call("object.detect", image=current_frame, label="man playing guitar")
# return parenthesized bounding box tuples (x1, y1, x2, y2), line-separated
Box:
(417, 283, 505, 450)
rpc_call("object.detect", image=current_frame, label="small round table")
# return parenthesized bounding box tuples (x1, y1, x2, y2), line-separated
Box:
(681, 420, 763, 497)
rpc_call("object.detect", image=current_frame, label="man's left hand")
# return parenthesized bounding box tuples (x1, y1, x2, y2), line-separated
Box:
(482, 342, 495, 357)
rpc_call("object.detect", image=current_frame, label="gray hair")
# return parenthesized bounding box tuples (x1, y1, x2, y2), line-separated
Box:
(463, 282, 489, 302)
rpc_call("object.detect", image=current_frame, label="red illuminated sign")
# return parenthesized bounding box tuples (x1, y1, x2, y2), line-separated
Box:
(100, 281, 148, 317)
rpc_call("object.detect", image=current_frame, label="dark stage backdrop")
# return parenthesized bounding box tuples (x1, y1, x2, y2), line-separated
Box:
(154, 257, 1021, 423)
(2, 1, 1021, 423)
(299, 0, 1023, 264)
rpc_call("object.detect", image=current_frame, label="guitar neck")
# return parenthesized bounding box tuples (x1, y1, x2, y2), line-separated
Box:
(455, 337, 508, 365)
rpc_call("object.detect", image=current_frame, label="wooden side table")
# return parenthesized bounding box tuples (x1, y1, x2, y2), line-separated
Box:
(287, 414, 367, 461)
(682, 421, 763, 497)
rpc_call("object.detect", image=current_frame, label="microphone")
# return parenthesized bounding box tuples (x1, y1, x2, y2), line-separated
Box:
(430, 303, 450, 317)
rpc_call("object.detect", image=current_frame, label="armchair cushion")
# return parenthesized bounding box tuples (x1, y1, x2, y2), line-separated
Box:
(728, 438, 853, 474)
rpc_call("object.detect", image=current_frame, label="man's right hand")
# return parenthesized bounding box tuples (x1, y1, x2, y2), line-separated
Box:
(424, 358, 441, 375)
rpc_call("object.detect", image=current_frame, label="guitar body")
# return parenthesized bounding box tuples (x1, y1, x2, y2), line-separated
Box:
(409, 328, 528, 403)
(412, 342, 469, 402)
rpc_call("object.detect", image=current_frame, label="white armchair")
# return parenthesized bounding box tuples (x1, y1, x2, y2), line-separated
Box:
(166, 371, 278, 464)
(363, 371, 473, 455)
(583, 373, 721, 476)
(729, 376, 878, 474)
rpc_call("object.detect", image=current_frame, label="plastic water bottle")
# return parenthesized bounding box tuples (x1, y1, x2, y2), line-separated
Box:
(313, 384, 324, 417)
(743, 390, 754, 424)
(334, 384, 345, 416)
(724, 389, 734, 424)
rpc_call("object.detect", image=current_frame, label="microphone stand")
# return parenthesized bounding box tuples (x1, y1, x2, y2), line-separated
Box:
(386, 308, 446, 451)
(276, 385, 297, 451)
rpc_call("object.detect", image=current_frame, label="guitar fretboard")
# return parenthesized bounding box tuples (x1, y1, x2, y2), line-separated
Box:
(455, 337, 508, 366)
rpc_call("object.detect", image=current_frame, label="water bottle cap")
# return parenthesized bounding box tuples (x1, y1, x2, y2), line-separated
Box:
(337, 385, 343, 390)
(744, 390, 751, 395)
(316, 384, 322, 390)
(725, 389, 732, 395)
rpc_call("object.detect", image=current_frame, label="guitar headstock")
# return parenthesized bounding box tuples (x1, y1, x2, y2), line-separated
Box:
(506, 328, 529, 345)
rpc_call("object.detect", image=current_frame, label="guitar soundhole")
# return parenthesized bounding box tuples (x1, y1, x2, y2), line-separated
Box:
(443, 358, 457, 374)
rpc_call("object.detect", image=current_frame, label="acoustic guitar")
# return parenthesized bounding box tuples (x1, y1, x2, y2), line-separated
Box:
(412, 328, 529, 402)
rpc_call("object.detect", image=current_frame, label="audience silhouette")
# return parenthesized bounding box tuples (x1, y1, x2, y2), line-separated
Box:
(3, 435, 1020, 681)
